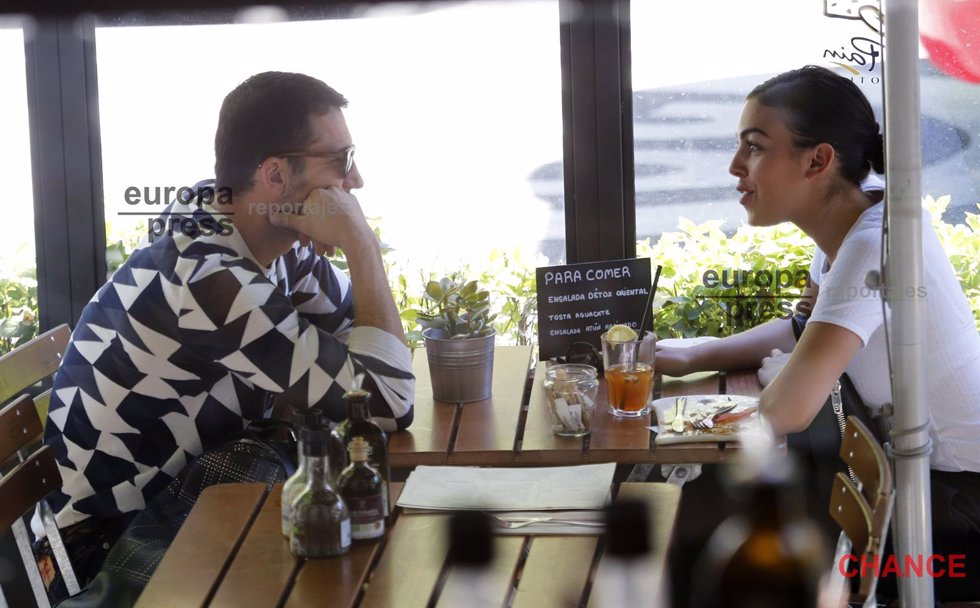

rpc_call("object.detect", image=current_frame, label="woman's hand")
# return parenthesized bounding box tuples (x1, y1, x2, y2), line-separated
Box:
(758, 348, 791, 387)
(655, 343, 698, 377)
(759, 321, 861, 435)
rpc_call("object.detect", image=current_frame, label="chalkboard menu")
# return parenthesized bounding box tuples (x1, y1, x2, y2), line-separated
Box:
(536, 258, 653, 361)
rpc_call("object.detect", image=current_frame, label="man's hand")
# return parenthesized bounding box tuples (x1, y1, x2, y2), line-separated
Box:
(268, 186, 374, 253)
(268, 185, 405, 342)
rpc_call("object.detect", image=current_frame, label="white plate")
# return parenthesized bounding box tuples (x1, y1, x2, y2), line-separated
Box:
(651, 394, 759, 444)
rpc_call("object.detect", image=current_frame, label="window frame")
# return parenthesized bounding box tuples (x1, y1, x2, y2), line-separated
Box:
(16, 0, 637, 331)
(26, 15, 108, 330)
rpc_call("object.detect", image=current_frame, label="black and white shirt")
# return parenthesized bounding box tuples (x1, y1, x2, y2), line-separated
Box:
(39, 186, 414, 530)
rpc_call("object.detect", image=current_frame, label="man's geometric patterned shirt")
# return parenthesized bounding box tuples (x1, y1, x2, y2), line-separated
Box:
(40, 187, 414, 530)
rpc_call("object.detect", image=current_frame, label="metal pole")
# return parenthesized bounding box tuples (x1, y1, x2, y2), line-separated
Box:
(881, 0, 934, 605)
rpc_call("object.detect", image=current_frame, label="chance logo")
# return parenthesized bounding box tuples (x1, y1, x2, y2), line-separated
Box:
(839, 553, 967, 579)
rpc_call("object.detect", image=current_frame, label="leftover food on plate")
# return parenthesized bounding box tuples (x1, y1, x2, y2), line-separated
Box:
(653, 395, 759, 443)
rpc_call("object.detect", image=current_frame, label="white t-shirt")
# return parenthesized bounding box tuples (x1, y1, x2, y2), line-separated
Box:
(809, 201, 980, 473)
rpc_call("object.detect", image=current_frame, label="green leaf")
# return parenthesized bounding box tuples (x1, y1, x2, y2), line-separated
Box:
(439, 277, 453, 295)
(425, 280, 443, 300)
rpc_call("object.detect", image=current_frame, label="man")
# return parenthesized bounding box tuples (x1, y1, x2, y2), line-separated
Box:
(33, 71, 414, 596)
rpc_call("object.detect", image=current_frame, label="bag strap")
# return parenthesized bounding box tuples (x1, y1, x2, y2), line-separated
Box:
(792, 313, 889, 445)
(791, 313, 808, 341)
(240, 418, 299, 476)
(829, 380, 861, 485)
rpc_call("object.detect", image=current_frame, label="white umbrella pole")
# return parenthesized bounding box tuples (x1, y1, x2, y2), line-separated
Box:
(882, 0, 934, 605)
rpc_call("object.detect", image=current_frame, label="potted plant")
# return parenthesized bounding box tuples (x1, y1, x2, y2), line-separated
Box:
(414, 277, 496, 403)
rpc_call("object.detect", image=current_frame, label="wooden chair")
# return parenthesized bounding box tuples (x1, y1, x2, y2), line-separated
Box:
(0, 324, 70, 427)
(827, 415, 895, 608)
(0, 325, 76, 607)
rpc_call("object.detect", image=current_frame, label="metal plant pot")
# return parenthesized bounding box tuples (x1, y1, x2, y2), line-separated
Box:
(422, 328, 495, 403)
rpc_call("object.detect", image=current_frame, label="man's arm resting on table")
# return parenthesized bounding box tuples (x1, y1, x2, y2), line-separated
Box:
(342, 237, 406, 342)
(332, 224, 414, 431)
(267, 188, 414, 429)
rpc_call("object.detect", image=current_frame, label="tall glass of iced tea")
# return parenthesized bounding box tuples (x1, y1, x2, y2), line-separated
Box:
(600, 331, 656, 417)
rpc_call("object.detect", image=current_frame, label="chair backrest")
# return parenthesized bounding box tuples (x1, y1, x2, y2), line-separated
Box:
(0, 395, 61, 533)
(0, 324, 71, 425)
(0, 325, 75, 608)
(828, 416, 895, 605)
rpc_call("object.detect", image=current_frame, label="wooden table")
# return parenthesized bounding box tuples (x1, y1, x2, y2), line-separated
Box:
(136, 481, 681, 608)
(391, 345, 763, 468)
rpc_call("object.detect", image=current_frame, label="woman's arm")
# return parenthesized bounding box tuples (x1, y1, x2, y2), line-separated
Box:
(761, 320, 862, 435)
(655, 282, 818, 376)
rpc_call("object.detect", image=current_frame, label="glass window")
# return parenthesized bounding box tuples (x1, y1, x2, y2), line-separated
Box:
(0, 20, 39, 353)
(96, 2, 562, 344)
(630, 0, 979, 240)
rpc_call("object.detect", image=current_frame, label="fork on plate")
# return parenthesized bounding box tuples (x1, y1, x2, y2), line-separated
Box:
(691, 403, 739, 430)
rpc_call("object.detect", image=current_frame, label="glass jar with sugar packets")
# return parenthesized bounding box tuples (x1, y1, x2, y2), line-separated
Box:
(543, 363, 599, 437)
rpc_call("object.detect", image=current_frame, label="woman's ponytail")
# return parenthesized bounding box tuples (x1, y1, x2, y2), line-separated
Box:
(868, 132, 885, 174)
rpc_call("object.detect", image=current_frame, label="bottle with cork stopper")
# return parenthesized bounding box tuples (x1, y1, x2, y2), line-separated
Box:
(337, 436, 386, 541)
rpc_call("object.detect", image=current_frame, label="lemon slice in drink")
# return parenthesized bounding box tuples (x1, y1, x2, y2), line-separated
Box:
(606, 324, 638, 342)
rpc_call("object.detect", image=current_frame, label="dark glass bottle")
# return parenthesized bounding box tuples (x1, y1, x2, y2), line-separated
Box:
(337, 436, 385, 541)
(281, 408, 324, 537)
(441, 512, 496, 608)
(288, 426, 351, 558)
(332, 388, 390, 518)
(594, 500, 664, 607)
(691, 457, 827, 608)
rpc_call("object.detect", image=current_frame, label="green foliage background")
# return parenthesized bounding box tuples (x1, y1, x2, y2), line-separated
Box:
(0, 243, 39, 353)
(637, 217, 814, 338)
(1, 196, 978, 355)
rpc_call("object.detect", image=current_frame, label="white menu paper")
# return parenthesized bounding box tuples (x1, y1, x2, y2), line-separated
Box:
(396, 463, 615, 511)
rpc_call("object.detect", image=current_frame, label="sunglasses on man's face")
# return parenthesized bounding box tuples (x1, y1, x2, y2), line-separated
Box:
(273, 145, 356, 177)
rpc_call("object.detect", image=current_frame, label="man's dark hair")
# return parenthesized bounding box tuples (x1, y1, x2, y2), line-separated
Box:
(748, 65, 884, 186)
(215, 71, 348, 194)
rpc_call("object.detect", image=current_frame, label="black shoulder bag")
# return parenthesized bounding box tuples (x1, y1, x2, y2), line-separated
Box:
(786, 314, 890, 542)
(789, 314, 890, 443)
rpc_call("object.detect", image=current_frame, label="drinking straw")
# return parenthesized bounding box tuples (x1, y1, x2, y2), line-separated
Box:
(637, 265, 663, 341)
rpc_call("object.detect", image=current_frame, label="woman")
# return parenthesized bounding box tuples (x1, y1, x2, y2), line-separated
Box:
(657, 65, 980, 601)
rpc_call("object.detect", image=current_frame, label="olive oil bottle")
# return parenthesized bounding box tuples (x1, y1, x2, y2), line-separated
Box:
(281, 409, 324, 537)
(288, 426, 351, 558)
(333, 386, 391, 518)
(337, 436, 385, 541)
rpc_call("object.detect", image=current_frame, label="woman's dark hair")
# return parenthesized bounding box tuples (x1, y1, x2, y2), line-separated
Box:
(214, 71, 348, 194)
(748, 65, 884, 185)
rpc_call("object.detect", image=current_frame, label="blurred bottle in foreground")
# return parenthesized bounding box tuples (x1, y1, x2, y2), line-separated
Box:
(440, 511, 496, 608)
(281, 407, 324, 537)
(289, 425, 351, 558)
(594, 499, 666, 607)
(338, 436, 386, 542)
(691, 430, 828, 608)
